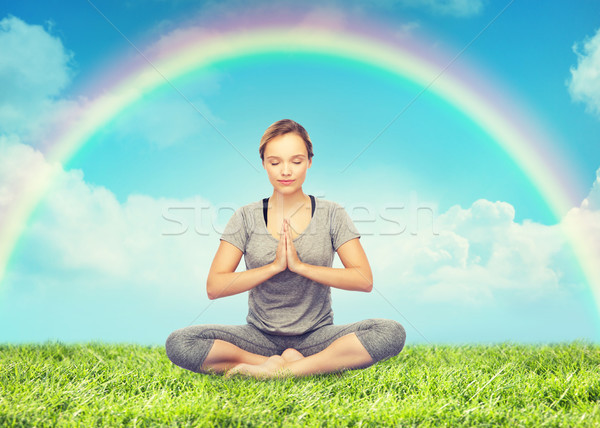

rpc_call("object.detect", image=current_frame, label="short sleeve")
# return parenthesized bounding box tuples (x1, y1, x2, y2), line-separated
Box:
(220, 207, 248, 253)
(330, 203, 361, 251)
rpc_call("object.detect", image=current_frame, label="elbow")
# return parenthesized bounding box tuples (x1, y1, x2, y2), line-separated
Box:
(206, 270, 234, 300)
(206, 287, 220, 300)
(206, 277, 219, 300)
(362, 270, 373, 292)
(206, 286, 215, 300)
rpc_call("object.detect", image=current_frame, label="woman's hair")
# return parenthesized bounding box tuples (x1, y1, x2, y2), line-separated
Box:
(259, 119, 314, 161)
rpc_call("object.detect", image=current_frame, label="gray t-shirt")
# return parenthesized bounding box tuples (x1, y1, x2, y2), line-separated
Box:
(220, 197, 361, 335)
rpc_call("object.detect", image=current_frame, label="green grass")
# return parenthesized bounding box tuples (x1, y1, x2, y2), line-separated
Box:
(1, 342, 599, 427)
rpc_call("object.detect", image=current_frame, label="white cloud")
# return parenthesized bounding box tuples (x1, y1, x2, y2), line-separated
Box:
(365, 195, 594, 307)
(0, 15, 223, 152)
(562, 180, 600, 263)
(0, 140, 219, 294)
(0, 135, 62, 218)
(561, 166, 600, 264)
(568, 28, 600, 118)
(581, 166, 600, 211)
(0, 16, 74, 136)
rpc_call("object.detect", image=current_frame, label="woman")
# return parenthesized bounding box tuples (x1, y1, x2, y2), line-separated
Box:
(166, 119, 405, 378)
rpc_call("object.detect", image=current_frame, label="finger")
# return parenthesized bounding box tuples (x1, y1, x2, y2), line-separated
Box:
(280, 227, 285, 243)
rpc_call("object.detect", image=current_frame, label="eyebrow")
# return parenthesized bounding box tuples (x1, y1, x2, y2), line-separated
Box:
(266, 154, 306, 160)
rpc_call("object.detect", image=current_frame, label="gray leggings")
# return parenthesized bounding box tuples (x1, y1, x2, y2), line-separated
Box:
(165, 318, 406, 373)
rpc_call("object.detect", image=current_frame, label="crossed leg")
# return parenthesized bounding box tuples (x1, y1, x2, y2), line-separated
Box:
(223, 332, 373, 379)
(200, 339, 269, 374)
(167, 319, 404, 378)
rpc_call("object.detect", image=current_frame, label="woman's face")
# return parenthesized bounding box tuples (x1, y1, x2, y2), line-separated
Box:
(262, 132, 312, 194)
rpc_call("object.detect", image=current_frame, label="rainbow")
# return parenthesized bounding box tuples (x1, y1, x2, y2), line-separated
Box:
(1, 18, 599, 314)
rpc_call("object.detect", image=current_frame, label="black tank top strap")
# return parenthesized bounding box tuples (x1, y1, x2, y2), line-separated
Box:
(263, 195, 315, 227)
(263, 197, 269, 227)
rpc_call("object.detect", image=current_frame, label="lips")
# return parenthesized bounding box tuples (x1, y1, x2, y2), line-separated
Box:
(278, 180, 294, 185)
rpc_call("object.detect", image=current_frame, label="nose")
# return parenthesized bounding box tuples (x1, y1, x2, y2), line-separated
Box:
(281, 163, 292, 176)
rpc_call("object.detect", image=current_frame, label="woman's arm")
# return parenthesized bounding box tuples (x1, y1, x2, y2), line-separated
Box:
(205, 241, 276, 299)
(293, 238, 373, 292)
(283, 220, 373, 292)
(206, 236, 286, 300)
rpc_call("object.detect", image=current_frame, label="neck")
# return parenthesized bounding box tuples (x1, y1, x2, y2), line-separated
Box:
(269, 189, 308, 216)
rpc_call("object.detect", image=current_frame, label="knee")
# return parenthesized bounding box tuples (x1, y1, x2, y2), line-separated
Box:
(165, 327, 217, 373)
(165, 329, 185, 365)
(388, 320, 406, 355)
(373, 318, 406, 358)
(165, 328, 202, 370)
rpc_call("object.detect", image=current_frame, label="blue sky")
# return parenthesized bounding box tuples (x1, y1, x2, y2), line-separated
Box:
(1, 0, 600, 345)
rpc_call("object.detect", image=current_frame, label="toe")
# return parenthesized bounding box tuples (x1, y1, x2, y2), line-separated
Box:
(224, 363, 245, 378)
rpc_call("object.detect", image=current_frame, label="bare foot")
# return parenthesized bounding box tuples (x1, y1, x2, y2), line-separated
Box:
(281, 348, 304, 363)
(225, 355, 288, 379)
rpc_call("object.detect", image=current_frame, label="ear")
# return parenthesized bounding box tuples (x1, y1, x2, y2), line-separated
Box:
(307, 158, 312, 169)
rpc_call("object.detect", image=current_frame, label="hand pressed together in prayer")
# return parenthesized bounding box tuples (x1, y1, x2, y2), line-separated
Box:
(273, 218, 304, 274)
